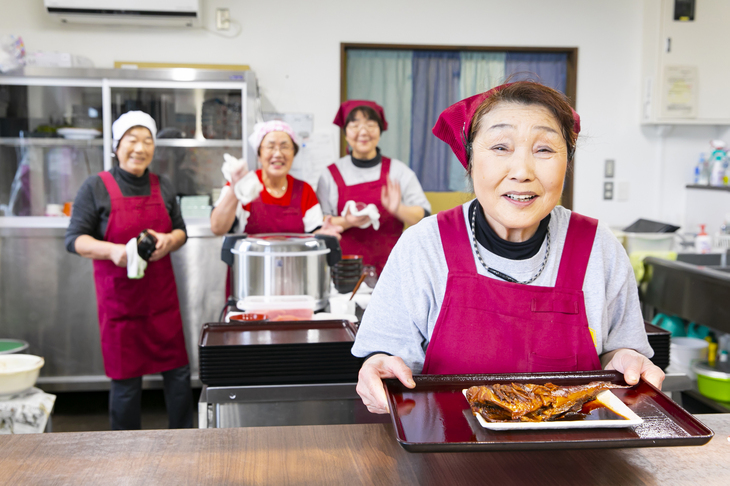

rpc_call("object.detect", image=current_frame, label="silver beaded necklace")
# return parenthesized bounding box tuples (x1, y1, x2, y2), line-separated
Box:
(470, 204, 550, 285)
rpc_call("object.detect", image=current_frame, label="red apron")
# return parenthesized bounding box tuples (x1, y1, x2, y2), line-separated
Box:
(422, 205, 602, 375)
(328, 157, 403, 274)
(93, 171, 188, 380)
(244, 175, 305, 234)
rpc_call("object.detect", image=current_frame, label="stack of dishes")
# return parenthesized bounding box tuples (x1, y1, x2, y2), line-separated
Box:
(198, 320, 363, 386)
(331, 255, 363, 293)
(645, 321, 670, 370)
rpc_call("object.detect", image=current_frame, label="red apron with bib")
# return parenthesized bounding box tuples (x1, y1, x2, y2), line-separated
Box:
(422, 205, 602, 375)
(244, 175, 305, 234)
(328, 157, 403, 274)
(93, 171, 189, 380)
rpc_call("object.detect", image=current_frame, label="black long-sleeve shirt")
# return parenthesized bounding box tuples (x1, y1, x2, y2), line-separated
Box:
(65, 166, 187, 254)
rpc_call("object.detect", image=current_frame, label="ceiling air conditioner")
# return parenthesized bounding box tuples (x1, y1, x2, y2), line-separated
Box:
(44, 0, 201, 28)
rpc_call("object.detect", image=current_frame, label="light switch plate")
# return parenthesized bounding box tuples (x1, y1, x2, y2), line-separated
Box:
(216, 8, 230, 30)
(605, 159, 615, 178)
(604, 181, 614, 200)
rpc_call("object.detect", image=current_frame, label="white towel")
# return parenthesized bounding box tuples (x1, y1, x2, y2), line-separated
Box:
(221, 153, 263, 205)
(341, 200, 380, 230)
(125, 237, 147, 279)
(221, 153, 247, 183)
(233, 171, 264, 206)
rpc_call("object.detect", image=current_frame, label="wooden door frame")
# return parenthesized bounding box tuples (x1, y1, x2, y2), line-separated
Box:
(340, 43, 578, 209)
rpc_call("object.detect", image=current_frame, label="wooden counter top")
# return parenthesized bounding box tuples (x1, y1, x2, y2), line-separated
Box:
(2, 414, 729, 485)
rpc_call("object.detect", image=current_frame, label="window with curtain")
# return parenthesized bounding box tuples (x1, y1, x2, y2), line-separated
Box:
(343, 45, 577, 207)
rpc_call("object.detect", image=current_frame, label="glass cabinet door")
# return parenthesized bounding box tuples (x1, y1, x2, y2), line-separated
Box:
(109, 86, 245, 210)
(0, 83, 103, 216)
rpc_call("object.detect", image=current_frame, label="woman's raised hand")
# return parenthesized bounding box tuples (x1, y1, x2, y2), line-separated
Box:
(314, 215, 344, 240)
(229, 162, 249, 186)
(356, 354, 415, 414)
(380, 176, 402, 216)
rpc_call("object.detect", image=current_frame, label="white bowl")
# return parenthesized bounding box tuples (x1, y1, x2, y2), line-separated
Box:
(0, 354, 45, 397)
(670, 337, 709, 379)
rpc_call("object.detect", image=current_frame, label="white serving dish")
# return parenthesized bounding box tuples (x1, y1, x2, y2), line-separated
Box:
(463, 389, 643, 431)
(238, 295, 316, 320)
(57, 128, 101, 140)
(670, 337, 709, 379)
(0, 354, 44, 397)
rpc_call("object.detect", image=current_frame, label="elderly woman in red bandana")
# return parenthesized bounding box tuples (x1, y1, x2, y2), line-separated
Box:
(316, 101, 431, 275)
(350, 82, 665, 414)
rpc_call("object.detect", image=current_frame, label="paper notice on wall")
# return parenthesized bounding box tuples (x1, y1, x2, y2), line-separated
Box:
(661, 65, 698, 118)
(289, 131, 337, 191)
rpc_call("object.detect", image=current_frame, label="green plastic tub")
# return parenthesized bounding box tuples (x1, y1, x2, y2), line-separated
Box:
(693, 361, 730, 403)
(0, 339, 29, 355)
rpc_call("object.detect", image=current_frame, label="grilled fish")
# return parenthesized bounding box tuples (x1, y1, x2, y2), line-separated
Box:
(465, 381, 629, 422)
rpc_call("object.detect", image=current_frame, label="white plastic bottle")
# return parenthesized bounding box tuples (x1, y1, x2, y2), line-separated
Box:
(710, 154, 726, 186)
(696, 224, 712, 254)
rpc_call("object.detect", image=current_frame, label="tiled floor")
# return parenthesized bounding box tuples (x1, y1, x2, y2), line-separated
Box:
(49, 389, 201, 432)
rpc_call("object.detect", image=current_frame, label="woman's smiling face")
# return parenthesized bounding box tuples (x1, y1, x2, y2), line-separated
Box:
(471, 101, 568, 242)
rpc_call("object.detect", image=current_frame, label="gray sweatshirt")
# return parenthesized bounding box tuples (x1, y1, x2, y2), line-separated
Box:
(351, 202, 653, 373)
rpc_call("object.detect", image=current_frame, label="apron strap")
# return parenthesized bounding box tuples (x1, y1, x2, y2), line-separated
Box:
(379, 157, 391, 183)
(149, 173, 161, 198)
(555, 212, 599, 291)
(98, 171, 123, 200)
(328, 163, 347, 189)
(437, 205, 476, 273)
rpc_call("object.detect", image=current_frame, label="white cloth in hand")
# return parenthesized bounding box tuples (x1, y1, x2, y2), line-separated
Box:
(126, 237, 147, 279)
(341, 200, 380, 230)
(233, 171, 264, 206)
(221, 153, 247, 184)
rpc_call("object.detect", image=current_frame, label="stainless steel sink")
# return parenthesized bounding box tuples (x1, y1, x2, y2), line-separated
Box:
(642, 257, 730, 334)
(676, 252, 727, 266)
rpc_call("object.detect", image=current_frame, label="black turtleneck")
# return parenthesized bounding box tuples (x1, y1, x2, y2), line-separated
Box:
(351, 147, 382, 168)
(468, 199, 550, 260)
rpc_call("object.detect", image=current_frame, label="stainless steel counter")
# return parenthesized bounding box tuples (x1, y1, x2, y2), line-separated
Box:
(198, 383, 389, 428)
(0, 218, 226, 391)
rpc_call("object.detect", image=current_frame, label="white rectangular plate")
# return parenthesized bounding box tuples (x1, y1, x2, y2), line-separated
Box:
(462, 389, 643, 431)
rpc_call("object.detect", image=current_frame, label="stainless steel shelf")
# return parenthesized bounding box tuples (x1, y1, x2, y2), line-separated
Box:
(686, 184, 730, 192)
(155, 139, 243, 148)
(0, 138, 242, 148)
(0, 137, 103, 147)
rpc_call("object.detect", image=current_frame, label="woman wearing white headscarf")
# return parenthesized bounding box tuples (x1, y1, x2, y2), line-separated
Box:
(210, 120, 341, 237)
(65, 111, 193, 431)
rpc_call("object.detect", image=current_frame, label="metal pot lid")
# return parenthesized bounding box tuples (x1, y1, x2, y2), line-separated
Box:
(231, 233, 330, 255)
(692, 360, 730, 380)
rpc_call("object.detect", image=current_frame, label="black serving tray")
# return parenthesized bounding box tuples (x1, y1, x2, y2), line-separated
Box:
(384, 370, 714, 452)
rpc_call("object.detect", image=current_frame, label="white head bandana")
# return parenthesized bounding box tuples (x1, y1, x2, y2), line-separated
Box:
(112, 111, 158, 152)
(248, 120, 298, 151)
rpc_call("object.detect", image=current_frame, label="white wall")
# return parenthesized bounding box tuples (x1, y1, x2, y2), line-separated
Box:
(1, 0, 722, 229)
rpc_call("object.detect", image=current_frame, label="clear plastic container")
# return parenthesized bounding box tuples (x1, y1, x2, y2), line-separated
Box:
(237, 295, 315, 321)
(623, 233, 675, 254)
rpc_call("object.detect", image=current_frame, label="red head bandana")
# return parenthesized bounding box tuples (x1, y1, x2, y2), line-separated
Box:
(333, 100, 388, 131)
(432, 83, 581, 169)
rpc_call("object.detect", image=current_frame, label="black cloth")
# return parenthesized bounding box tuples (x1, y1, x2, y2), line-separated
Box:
(109, 364, 194, 430)
(65, 167, 186, 253)
(468, 199, 550, 260)
(351, 147, 382, 169)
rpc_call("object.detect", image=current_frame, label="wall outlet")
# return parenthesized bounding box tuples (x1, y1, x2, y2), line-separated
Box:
(604, 159, 615, 178)
(603, 181, 614, 200)
(616, 180, 630, 201)
(216, 8, 230, 30)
